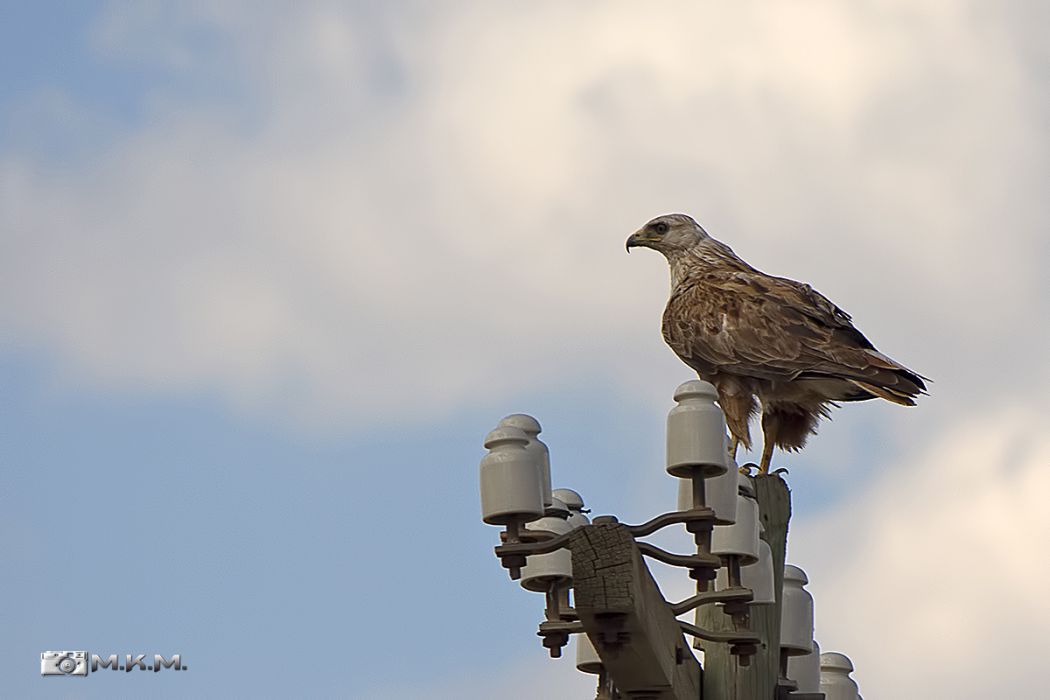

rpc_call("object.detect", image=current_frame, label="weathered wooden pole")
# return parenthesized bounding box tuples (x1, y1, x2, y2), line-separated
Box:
(572, 522, 702, 700)
(699, 473, 792, 700)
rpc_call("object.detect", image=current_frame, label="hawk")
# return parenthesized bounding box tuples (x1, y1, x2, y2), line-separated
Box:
(627, 213, 927, 473)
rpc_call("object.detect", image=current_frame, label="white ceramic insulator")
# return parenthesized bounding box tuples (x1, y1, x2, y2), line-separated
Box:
(542, 496, 570, 519)
(676, 444, 738, 524)
(666, 380, 729, 478)
(567, 512, 590, 528)
(788, 640, 821, 693)
(552, 488, 589, 528)
(716, 536, 775, 605)
(750, 539, 776, 604)
(480, 426, 544, 525)
(711, 491, 759, 564)
(520, 505, 573, 591)
(780, 564, 815, 655)
(551, 488, 583, 510)
(676, 477, 692, 512)
(575, 633, 602, 674)
(820, 652, 859, 700)
(499, 414, 553, 508)
(710, 448, 740, 524)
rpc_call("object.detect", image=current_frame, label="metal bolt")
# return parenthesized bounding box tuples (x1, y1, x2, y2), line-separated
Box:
(541, 629, 569, 658)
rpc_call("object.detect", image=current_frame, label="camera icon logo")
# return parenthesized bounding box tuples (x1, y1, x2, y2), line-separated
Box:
(40, 651, 88, 676)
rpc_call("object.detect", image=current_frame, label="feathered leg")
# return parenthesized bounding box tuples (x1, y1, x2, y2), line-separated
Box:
(758, 408, 782, 474)
(758, 429, 776, 474)
(714, 378, 757, 455)
(759, 403, 824, 474)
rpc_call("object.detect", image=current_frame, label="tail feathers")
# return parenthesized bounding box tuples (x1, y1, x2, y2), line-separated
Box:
(864, 350, 930, 393)
(848, 379, 917, 406)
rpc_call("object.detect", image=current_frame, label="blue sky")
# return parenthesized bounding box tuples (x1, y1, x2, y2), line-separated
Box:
(2, 2, 1048, 698)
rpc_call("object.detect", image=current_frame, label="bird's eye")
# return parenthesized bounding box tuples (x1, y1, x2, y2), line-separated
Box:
(652, 221, 670, 235)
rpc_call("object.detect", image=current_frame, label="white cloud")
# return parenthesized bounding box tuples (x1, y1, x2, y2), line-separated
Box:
(1, 1, 1045, 432)
(788, 402, 1050, 699)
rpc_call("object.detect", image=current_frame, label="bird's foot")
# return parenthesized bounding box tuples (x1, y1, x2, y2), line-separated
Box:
(739, 463, 757, 476)
(772, 467, 789, 476)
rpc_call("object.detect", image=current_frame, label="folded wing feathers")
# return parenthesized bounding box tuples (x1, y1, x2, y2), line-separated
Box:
(664, 269, 928, 404)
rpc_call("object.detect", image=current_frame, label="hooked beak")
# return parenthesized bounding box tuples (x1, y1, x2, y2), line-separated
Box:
(625, 231, 651, 253)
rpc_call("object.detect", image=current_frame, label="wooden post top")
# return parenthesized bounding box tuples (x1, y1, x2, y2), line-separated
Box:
(571, 523, 702, 700)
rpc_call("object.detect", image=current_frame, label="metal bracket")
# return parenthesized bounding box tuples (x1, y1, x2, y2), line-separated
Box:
(670, 586, 753, 616)
(678, 620, 761, 664)
(618, 507, 717, 538)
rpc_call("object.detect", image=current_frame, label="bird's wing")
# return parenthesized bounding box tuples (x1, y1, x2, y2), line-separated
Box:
(662, 270, 926, 401)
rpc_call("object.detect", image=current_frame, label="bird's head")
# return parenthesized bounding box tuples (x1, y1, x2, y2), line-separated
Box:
(625, 214, 709, 256)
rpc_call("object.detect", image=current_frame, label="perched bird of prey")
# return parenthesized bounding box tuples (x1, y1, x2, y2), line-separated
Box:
(627, 213, 926, 473)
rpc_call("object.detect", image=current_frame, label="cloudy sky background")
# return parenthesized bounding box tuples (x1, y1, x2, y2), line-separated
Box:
(2, 1, 1047, 698)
